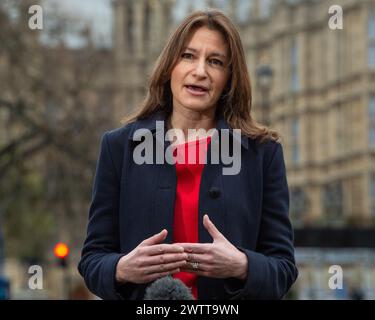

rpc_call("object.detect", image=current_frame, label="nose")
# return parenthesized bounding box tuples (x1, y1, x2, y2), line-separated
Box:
(193, 58, 207, 78)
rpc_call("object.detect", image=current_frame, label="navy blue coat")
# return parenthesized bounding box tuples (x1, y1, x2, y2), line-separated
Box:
(78, 111, 298, 300)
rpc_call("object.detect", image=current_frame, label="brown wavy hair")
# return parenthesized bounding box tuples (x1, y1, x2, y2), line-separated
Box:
(122, 9, 279, 143)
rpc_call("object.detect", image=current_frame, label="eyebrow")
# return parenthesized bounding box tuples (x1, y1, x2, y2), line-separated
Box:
(184, 47, 227, 60)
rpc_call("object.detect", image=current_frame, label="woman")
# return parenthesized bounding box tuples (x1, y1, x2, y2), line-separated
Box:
(78, 9, 298, 300)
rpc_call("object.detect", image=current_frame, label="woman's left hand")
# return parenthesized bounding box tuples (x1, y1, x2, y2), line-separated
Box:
(177, 215, 248, 280)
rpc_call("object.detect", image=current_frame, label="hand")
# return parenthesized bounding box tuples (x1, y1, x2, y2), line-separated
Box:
(178, 215, 248, 280)
(115, 229, 188, 284)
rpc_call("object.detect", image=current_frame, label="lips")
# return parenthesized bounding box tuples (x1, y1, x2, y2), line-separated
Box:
(185, 84, 208, 95)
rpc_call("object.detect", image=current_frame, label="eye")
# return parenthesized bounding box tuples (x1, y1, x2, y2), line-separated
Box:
(209, 58, 224, 67)
(181, 52, 194, 60)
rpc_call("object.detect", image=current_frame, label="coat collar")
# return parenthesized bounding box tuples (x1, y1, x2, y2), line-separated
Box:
(129, 110, 249, 150)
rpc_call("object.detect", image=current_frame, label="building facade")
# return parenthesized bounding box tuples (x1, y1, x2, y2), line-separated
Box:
(112, 0, 375, 228)
(242, 0, 375, 228)
(112, 0, 175, 118)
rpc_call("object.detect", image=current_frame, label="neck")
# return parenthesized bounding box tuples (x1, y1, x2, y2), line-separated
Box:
(169, 108, 216, 143)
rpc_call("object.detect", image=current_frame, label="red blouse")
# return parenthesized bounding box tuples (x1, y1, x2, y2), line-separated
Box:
(172, 137, 211, 300)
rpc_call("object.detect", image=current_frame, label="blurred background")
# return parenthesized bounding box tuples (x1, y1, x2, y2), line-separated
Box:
(0, 0, 375, 300)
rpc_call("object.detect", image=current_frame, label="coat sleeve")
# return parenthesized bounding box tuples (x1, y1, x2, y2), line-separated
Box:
(77, 132, 125, 300)
(224, 142, 298, 299)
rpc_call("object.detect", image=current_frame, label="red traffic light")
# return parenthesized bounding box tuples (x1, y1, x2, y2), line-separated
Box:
(54, 243, 69, 259)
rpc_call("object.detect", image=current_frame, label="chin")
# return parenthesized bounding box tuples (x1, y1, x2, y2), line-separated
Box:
(184, 103, 214, 112)
(180, 98, 215, 111)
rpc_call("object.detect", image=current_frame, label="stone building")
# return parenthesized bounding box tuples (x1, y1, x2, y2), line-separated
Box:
(242, 0, 375, 228)
(112, 0, 375, 228)
(112, 0, 175, 118)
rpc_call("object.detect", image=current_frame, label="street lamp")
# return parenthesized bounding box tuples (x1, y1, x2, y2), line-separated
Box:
(256, 64, 274, 126)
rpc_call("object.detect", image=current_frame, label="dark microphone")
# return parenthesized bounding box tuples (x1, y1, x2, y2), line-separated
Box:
(144, 276, 194, 300)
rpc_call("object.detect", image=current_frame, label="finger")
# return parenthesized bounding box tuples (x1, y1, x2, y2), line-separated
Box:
(140, 229, 167, 246)
(144, 252, 188, 266)
(143, 260, 187, 275)
(143, 268, 181, 283)
(146, 244, 185, 255)
(186, 253, 194, 262)
(203, 215, 224, 240)
(185, 253, 213, 265)
(175, 243, 211, 254)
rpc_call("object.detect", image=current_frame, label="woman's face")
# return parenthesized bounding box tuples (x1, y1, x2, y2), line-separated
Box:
(170, 26, 230, 115)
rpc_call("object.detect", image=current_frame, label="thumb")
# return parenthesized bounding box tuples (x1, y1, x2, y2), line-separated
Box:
(140, 229, 167, 246)
(203, 215, 224, 240)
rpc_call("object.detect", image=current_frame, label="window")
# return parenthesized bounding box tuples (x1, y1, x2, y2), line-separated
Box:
(369, 96, 375, 147)
(238, 0, 272, 21)
(125, 1, 134, 53)
(237, 0, 252, 22)
(291, 118, 300, 164)
(368, 10, 375, 67)
(336, 106, 347, 153)
(371, 175, 375, 217)
(260, 0, 272, 18)
(322, 182, 343, 221)
(144, 1, 151, 44)
(290, 187, 309, 225)
(290, 39, 299, 92)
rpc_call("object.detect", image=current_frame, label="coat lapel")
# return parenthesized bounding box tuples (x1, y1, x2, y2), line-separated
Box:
(153, 140, 177, 244)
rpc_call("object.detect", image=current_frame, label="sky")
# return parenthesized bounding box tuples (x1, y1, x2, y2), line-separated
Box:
(42, 0, 113, 47)
(42, 0, 193, 47)
(39, 0, 268, 48)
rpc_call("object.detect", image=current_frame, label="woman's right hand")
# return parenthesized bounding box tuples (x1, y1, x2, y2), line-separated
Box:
(115, 229, 188, 284)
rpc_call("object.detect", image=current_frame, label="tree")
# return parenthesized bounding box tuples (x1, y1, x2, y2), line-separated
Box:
(0, 0, 116, 263)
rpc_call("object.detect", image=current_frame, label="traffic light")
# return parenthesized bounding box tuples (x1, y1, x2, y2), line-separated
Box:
(53, 242, 69, 268)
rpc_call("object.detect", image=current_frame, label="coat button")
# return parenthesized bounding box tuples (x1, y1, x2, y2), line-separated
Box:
(208, 187, 221, 199)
